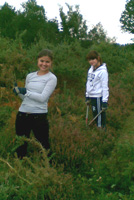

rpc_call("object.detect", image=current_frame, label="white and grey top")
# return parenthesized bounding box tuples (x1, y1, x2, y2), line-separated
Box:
(86, 63, 109, 102)
(18, 71, 57, 113)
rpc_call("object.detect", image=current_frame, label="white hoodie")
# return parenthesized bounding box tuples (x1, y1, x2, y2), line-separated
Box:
(86, 63, 109, 102)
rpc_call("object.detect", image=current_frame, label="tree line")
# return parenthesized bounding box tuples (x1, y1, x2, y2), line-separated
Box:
(0, 0, 133, 47)
(0, 0, 114, 47)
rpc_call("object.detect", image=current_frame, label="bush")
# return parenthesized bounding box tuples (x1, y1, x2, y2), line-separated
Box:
(0, 36, 134, 199)
(0, 106, 13, 131)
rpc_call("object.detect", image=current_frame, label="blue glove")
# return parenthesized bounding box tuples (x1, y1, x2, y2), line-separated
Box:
(13, 83, 26, 95)
(102, 102, 108, 111)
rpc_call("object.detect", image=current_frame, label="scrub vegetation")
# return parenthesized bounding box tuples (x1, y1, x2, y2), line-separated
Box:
(0, 37, 134, 200)
(0, 0, 134, 199)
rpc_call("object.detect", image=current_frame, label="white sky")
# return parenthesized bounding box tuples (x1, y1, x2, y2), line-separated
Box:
(1, 0, 134, 45)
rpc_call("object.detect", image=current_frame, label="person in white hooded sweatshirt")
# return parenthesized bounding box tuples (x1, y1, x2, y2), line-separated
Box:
(85, 51, 109, 129)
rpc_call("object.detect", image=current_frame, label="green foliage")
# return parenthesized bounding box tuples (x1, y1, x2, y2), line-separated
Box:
(19, 0, 48, 46)
(0, 106, 13, 131)
(88, 22, 115, 43)
(120, 0, 134, 34)
(96, 134, 134, 195)
(88, 42, 134, 74)
(0, 3, 17, 39)
(0, 137, 93, 200)
(0, 35, 134, 199)
(0, 1, 115, 47)
(59, 4, 88, 41)
(53, 40, 87, 89)
(0, 0, 60, 46)
(0, 2, 134, 199)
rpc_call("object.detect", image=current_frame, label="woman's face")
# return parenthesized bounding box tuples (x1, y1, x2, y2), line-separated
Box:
(37, 56, 52, 74)
(88, 58, 100, 68)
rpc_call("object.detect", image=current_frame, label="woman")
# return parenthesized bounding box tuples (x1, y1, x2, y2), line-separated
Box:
(85, 50, 109, 129)
(13, 49, 57, 158)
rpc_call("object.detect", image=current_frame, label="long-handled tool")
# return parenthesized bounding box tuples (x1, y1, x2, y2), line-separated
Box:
(86, 105, 89, 126)
(88, 109, 104, 126)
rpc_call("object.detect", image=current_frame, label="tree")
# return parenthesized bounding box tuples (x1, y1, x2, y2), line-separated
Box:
(88, 23, 116, 43)
(120, 0, 134, 34)
(45, 19, 60, 43)
(17, 0, 60, 45)
(59, 4, 88, 41)
(0, 3, 17, 38)
(0, 0, 60, 46)
(19, 0, 47, 45)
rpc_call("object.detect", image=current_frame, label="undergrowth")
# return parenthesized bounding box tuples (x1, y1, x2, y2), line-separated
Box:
(0, 37, 134, 199)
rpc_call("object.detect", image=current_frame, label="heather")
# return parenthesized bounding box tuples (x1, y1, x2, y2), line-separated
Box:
(0, 36, 134, 199)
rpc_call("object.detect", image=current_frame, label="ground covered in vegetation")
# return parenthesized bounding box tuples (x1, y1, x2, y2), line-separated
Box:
(0, 36, 134, 199)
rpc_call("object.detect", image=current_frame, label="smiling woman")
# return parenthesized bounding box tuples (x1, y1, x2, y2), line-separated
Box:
(37, 49, 53, 75)
(13, 49, 57, 159)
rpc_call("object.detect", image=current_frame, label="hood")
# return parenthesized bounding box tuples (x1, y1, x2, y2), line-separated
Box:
(91, 63, 107, 72)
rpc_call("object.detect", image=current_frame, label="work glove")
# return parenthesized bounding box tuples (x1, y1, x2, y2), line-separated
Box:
(13, 83, 26, 95)
(102, 102, 108, 111)
(85, 97, 90, 105)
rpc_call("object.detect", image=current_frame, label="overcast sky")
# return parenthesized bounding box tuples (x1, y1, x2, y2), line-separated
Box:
(1, 0, 134, 45)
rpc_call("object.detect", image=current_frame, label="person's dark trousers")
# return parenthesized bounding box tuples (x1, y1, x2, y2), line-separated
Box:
(15, 112, 49, 158)
(90, 97, 106, 128)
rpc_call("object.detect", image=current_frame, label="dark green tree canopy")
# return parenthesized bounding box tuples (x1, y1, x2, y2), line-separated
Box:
(120, 0, 134, 34)
(0, 3, 17, 38)
(0, 0, 113, 46)
(59, 4, 88, 41)
(19, 0, 47, 45)
(0, 0, 60, 46)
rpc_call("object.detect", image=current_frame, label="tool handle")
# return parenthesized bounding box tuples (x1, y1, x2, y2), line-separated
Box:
(88, 110, 103, 126)
(86, 105, 89, 126)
